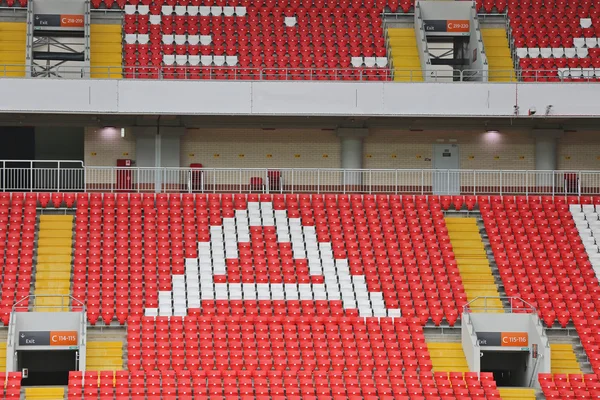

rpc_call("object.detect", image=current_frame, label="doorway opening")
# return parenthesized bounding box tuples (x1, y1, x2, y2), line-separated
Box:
(18, 350, 77, 386)
(480, 350, 530, 387)
(432, 144, 460, 194)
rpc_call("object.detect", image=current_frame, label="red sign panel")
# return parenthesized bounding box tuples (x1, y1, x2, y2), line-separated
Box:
(60, 15, 84, 28)
(501, 332, 529, 347)
(446, 20, 470, 33)
(50, 331, 78, 346)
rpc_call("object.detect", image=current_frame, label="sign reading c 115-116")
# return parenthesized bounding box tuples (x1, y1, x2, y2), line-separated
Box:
(19, 331, 78, 346)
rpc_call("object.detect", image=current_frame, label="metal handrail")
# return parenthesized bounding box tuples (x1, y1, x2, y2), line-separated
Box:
(8, 295, 86, 348)
(0, 164, 598, 195)
(462, 296, 536, 314)
(0, 64, 580, 82)
(11, 294, 86, 312)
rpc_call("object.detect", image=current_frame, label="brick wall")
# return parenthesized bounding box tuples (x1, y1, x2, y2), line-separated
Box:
(83, 126, 600, 173)
(558, 131, 600, 170)
(364, 129, 536, 170)
(84, 127, 136, 166)
(181, 128, 341, 169)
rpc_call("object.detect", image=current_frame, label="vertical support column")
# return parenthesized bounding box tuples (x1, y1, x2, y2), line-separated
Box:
(25, 0, 34, 77)
(534, 133, 559, 171)
(337, 127, 369, 188)
(532, 129, 563, 193)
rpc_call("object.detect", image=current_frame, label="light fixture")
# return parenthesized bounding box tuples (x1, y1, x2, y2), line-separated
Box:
(483, 129, 501, 144)
(121, 128, 125, 138)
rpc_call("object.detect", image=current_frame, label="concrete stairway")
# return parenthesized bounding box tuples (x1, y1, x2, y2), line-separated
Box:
(86, 327, 127, 371)
(546, 329, 593, 374)
(476, 216, 514, 311)
(22, 387, 66, 400)
(387, 27, 423, 81)
(33, 215, 74, 312)
(481, 27, 516, 82)
(90, 23, 122, 78)
(446, 217, 503, 313)
(425, 329, 469, 372)
(0, 22, 26, 77)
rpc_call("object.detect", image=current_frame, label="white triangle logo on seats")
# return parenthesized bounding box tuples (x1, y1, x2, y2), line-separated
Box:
(145, 201, 396, 318)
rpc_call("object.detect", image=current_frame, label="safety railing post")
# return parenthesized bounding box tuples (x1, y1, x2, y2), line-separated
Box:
(212, 170, 216, 194)
(317, 169, 321, 194)
(499, 170, 503, 196)
(265, 169, 269, 194)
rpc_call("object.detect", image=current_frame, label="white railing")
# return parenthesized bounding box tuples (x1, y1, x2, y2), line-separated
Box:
(0, 160, 85, 192)
(0, 64, 579, 82)
(0, 163, 598, 196)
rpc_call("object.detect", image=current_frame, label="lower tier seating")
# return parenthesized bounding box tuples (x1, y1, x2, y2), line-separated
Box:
(0, 373, 22, 399)
(539, 373, 600, 399)
(0, 193, 35, 325)
(481, 195, 600, 375)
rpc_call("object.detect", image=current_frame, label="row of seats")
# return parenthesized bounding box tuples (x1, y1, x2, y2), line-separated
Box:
(539, 373, 600, 399)
(122, 66, 392, 80)
(0, 0, 26, 5)
(519, 67, 600, 83)
(68, 369, 500, 400)
(0, 373, 22, 399)
(88, 0, 413, 12)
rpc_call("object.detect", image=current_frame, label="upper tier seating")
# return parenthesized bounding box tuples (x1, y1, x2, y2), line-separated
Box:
(0, 0, 26, 5)
(71, 193, 467, 326)
(120, 0, 394, 80)
(5, 0, 600, 81)
(491, 0, 600, 81)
